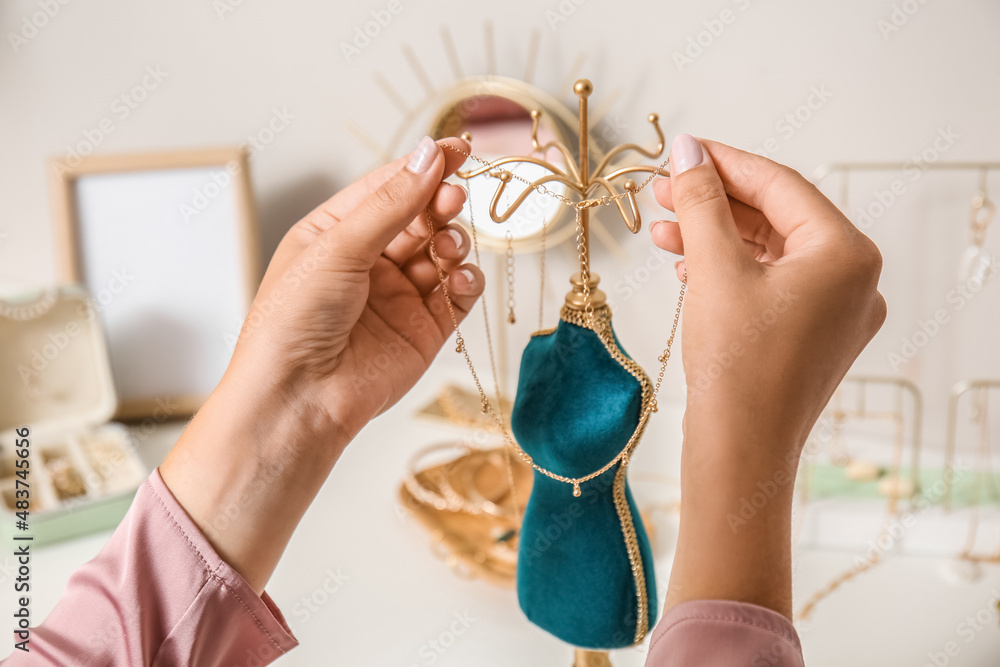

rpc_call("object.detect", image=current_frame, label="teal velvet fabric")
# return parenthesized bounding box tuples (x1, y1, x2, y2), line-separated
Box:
(511, 316, 657, 649)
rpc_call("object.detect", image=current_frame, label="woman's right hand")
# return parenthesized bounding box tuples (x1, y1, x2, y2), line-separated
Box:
(651, 135, 886, 464)
(649, 135, 885, 618)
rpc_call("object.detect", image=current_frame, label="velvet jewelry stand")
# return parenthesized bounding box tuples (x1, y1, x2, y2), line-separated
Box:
(511, 306, 657, 649)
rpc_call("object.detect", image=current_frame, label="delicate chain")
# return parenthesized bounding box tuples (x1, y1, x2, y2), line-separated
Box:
(433, 145, 685, 496)
(575, 206, 597, 330)
(505, 230, 517, 324)
(462, 184, 502, 415)
(442, 143, 668, 210)
(538, 211, 546, 330)
(462, 183, 521, 518)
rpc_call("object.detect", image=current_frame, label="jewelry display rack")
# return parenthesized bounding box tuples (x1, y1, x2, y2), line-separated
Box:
(942, 380, 1000, 566)
(799, 375, 923, 514)
(813, 161, 1000, 196)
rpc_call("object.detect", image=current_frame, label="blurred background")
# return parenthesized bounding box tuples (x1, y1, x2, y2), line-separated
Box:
(1, 0, 999, 665)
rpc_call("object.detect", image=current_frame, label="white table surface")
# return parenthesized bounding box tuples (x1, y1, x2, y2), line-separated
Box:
(2, 366, 999, 666)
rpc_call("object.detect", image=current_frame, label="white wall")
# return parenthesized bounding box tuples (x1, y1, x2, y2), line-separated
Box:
(2, 1, 999, 456)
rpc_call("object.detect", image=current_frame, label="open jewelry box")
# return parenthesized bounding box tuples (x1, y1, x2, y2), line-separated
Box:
(0, 286, 148, 546)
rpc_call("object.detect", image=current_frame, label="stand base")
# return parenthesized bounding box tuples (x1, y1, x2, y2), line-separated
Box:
(573, 649, 612, 667)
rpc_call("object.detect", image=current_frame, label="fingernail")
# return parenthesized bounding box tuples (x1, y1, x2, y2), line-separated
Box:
(407, 136, 437, 174)
(444, 227, 465, 250)
(670, 134, 703, 175)
(457, 268, 477, 290)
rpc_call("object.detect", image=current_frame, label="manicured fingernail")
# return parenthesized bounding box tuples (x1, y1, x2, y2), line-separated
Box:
(444, 227, 465, 250)
(457, 268, 477, 290)
(670, 134, 703, 175)
(407, 136, 436, 174)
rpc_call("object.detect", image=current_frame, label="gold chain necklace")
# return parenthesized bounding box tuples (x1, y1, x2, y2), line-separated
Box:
(425, 143, 686, 498)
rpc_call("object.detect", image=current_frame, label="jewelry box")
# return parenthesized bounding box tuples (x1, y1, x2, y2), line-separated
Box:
(0, 286, 148, 546)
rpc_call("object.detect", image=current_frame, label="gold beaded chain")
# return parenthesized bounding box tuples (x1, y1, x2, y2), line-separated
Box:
(460, 180, 522, 518)
(427, 143, 685, 498)
(505, 230, 517, 324)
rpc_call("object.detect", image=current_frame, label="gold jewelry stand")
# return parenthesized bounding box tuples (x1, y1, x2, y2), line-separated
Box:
(422, 80, 673, 661)
(573, 649, 613, 667)
(455, 79, 667, 310)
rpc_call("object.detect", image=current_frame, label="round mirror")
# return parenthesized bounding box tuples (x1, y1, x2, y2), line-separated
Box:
(429, 78, 587, 253)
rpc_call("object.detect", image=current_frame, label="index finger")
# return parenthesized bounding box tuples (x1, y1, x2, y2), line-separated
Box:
(303, 136, 470, 236)
(701, 140, 852, 241)
(260, 137, 469, 290)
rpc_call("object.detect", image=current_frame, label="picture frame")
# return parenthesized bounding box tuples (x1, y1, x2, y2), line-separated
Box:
(48, 147, 261, 420)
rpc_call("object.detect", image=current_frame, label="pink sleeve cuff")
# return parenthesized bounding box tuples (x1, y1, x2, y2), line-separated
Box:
(14, 469, 297, 666)
(645, 600, 804, 667)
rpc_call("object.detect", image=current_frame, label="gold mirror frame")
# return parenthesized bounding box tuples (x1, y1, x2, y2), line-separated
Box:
(427, 76, 602, 253)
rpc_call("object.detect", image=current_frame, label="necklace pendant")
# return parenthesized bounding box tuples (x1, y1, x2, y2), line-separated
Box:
(572, 482, 581, 498)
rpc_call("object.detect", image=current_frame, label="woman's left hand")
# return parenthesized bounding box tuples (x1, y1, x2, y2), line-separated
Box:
(229, 136, 482, 440)
(161, 136, 482, 592)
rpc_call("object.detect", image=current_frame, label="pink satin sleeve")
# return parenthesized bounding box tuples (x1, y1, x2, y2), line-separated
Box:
(6, 469, 298, 666)
(645, 599, 804, 667)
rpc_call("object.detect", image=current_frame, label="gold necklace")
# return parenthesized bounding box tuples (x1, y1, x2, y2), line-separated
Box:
(426, 143, 686, 498)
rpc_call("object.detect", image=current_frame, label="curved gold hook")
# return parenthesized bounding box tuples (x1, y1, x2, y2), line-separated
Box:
(530, 109, 581, 182)
(488, 171, 584, 223)
(589, 178, 642, 233)
(591, 113, 665, 178)
(456, 154, 568, 181)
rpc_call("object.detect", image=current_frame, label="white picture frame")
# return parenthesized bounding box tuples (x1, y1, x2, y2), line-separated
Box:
(49, 148, 261, 420)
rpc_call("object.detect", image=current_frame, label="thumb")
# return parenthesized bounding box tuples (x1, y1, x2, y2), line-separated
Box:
(668, 134, 749, 275)
(328, 135, 445, 268)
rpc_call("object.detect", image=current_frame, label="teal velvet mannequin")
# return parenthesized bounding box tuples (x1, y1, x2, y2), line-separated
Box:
(511, 308, 657, 649)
